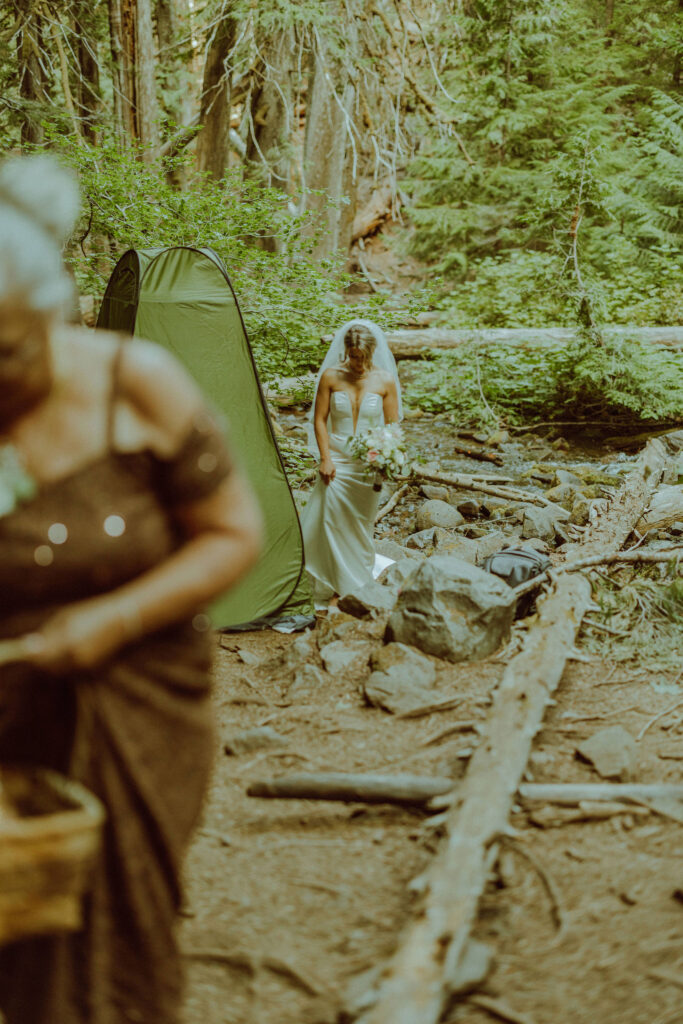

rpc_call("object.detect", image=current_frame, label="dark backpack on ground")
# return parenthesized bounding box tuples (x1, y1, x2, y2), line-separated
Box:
(482, 547, 550, 618)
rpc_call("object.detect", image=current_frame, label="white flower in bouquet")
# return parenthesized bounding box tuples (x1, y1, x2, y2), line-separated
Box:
(349, 424, 407, 484)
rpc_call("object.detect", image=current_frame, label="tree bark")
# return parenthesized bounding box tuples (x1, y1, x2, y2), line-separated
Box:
(303, 10, 359, 257)
(108, 0, 159, 157)
(15, 1, 50, 146)
(195, 4, 236, 180)
(73, 1, 101, 143)
(245, 28, 295, 192)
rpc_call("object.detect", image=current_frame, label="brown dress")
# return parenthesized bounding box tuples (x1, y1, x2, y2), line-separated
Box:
(0, 350, 232, 1024)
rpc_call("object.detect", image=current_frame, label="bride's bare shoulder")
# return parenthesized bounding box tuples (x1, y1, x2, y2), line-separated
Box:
(320, 367, 343, 385)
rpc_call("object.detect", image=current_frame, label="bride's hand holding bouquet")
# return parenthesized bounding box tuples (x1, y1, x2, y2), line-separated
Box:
(349, 422, 407, 490)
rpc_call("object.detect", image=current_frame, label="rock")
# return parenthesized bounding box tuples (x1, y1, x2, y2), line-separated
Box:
(455, 497, 481, 518)
(282, 631, 317, 671)
(452, 939, 494, 994)
(420, 484, 450, 501)
(570, 496, 591, 526)
(377, 558, 420, 588)
(406, 527, 439, 551)
(224, 727, 288, 755)
(376, 538, 420, 562)
(485, 429, 509, 446)
(433, 532, 480, 564)
(520, 503, 568, 542)
(320, 639, 373, 676)
(556, 468, 582, 486)
(236, 647, 261, 666)
(364, 642, 437, 714)
(474, 530, 509, 564)
(576, 726, 638, 781)
(338, 581, 398, 618)
(545, 483, 579, 509)
(386, 556, 516, 663)
(481, 496, 509, 517)
(289, 663, 326, 697)
(517, 537, 551, 555)
(636, 485, 683, 536)
(416, 499, 464, 531)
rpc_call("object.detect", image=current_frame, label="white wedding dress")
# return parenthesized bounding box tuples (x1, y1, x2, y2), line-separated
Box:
(300, 390, 393, 605)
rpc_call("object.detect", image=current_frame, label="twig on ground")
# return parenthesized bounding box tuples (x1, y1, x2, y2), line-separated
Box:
(502, 838, 567, 940)
(184, 948, 324, 996)
(637, 698, 683, 741)
(394, 696, 467, 720)
(420, 721, 480, 747)
(463, 993, 540, 1024)
(375, 482, 410, 524)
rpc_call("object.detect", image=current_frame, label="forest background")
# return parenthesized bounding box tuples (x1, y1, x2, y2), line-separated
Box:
(1, 0, 682, 428)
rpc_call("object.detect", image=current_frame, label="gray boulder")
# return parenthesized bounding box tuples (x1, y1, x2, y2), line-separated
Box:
(320, 639, 373, 676)
(416, 499, 464, 531)
(288, 663, 326, 698)
(420, 484, 450, 502)
(338, 580, 398, 618)
(386, 556, 516, 662)
(474, 530, 509, 564)
(433, 532, 480, 564)
(376, 538, 420, 563)
(364, 643, 437, 714)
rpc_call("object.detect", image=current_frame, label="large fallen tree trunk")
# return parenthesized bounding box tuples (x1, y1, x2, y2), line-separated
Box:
(386, 326, 683, 359)
(352, 438, 670, 1024)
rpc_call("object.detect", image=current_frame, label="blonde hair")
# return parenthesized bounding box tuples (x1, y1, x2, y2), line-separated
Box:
(0, 155, 80, 315)
(343, 323, 377, 370)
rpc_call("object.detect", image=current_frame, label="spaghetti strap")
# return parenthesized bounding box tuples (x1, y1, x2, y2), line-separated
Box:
(106, 337, 127, 449)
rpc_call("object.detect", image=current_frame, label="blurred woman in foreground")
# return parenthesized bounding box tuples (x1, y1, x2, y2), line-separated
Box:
(0, 155, 262, 1024)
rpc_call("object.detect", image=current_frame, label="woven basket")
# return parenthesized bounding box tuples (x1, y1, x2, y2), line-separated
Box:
(0, 767, 105, 946)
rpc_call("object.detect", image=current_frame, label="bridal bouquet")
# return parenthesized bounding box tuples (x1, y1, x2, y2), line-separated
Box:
(349, 423, 407, 488)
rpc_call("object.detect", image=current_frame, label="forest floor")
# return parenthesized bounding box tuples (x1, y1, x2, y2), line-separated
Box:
(180, 413, 683, 1024)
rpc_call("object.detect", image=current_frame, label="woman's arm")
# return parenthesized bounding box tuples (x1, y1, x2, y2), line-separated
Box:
(313, 370, 336, 485)
(13, 342, 263, 672)
(383, 375, 400, 424)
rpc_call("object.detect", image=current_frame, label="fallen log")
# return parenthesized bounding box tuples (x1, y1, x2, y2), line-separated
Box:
(451, 443, 503, 466)
(352, 438, 669, 1024)
(386, 326, 683, 359)
(248, 772, 452, 808)
(414, 468, 552, 507)
(247, 772, 683, 811)
(635, 485, 683, 536)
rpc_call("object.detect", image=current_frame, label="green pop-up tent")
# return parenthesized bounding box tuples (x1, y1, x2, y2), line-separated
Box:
(97, 246, 311, 628)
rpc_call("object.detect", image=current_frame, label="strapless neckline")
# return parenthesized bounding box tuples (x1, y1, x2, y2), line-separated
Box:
(331, 390, 382, 433)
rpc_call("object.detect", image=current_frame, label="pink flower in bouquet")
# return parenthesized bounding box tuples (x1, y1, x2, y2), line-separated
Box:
(368, 450, 378, 462)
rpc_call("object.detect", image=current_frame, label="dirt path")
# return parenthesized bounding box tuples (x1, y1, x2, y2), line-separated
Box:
(180, 426, 683, 1024)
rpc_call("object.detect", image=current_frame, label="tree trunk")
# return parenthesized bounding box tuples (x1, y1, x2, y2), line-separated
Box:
(109, 0, 136, 144)
(136, 0, 160, 159)
(73, 2, 101, 143)
(196, 5, 236, 181)
(673, 0, 683, 86)
(15, 2, 50, 146)
(303, 16, 358, 257)
(108, 0, 159, 158)
(245, 28, 295, 191)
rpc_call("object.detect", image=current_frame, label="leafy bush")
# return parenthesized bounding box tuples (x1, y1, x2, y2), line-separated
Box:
(406, 335, 683, 429)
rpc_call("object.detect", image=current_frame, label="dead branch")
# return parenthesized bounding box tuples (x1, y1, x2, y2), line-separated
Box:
(500, 838, 566, 938)
(452, 443, 504, 465)
(414, 468, 553, 507)
(514, 545, 683, 599)
(375, 482, 410, 524)
(184, 947, 324, 996)
(248, 772, 454, 807)
(464, 994, 540, 1024)
(353, 439, 669, 1024)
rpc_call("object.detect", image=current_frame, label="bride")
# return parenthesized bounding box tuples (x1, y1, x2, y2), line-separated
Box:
(300, 319, 402, 605)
